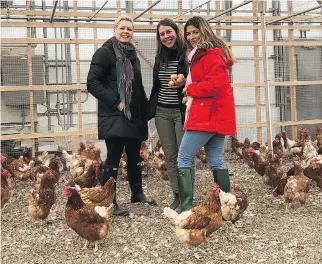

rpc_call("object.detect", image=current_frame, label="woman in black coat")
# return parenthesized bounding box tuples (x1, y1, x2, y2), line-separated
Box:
(87, 15, 156, 216)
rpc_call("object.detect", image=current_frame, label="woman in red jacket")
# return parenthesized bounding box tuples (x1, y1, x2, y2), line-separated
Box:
(177, 16, 237, 212)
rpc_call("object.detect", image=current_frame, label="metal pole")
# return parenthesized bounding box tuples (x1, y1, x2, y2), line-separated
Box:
(42, 0, 51, 131)
(207, 0, 253, 21)
(260, 11, 273, 152)
(88, 0, 109, 21)
(4, 15, 322, 24)
(49, 0, 58, 23)
(267, 4, 322, 25)
(172, 0, 211, 19)
(133, 0, 161, 21)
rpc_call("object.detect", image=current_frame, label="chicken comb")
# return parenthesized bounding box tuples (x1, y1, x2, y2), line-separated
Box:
(292, 156, 298, 162)
(3, 169, 11, 178)
(88, 143, 95, 149)
(312, 160, 320, 170)
(45, 170, 54, 178)
(1, 154, 7, 162)
(63, 186, 71, 197)
(291, 156, 299, 165)
(108, 176, 116, 183)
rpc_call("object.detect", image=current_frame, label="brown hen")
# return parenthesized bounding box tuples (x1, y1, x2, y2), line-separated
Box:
(64, 185, 113, 251)
(164, 184, 222, 247)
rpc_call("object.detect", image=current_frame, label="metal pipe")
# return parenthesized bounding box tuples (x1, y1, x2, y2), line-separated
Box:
(58, 0, 65, 130)
(54, 27, 59, 110)
(4, 3, 322, 15)
(50, 0, 58, 23)
(88, 0, 109, 21)
(42, 0, 51, 131)
(260, 11, 273, 152)
(207, 0, 253, 21)
(133, 0, 161, 21)
(172, 0, 211, 19)
(63, 0, 73, 129)
(3, 15, 322, 24)
(267, 4, 322, 25)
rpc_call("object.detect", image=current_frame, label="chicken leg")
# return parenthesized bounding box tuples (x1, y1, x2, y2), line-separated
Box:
(81, 240, 88, 250)
(94, 241, 99, 252)
(285, 203, 290, 213)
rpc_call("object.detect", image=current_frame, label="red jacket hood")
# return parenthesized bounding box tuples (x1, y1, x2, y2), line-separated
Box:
(206, 48, 234, 69)
(192, 48, 234, 69)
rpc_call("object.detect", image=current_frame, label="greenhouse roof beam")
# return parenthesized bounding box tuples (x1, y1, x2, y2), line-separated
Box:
(133, 0, 161, 21)
(49, 0, 58, 23)
(173, 0, 211, 19)
(207, 0, 253, 21)
(266, 4, 322, 25)
(89, 0, 109, 21)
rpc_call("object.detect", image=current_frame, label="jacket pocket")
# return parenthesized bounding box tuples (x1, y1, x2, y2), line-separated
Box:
(189, 98, 214, 124)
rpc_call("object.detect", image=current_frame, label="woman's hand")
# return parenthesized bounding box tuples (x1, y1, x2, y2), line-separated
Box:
(169, 74, 186, 89)
(182, 97, 188, 104)
(117, 102, 124, 111)
(182, 87, 187, 94)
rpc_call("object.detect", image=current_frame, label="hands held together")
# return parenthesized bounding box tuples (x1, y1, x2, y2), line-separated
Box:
(168, 74, 185, 89)
(168, 74, 188, 104)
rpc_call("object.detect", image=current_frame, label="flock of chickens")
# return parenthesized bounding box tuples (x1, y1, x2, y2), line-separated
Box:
(230, 126, 322, 211)
(1, 125, 321, 249)
(161, 126, 322, 246)
(1, 144, 113, 251)
(0, 141, 188, 251)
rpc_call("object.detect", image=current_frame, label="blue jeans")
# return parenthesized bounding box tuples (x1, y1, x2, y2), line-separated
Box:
(178, 131, 225, 170)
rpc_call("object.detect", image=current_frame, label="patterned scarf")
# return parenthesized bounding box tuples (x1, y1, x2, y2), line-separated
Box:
(112, 36, 137, 120)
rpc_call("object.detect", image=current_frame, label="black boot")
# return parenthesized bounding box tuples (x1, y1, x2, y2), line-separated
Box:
(128, 164, 157, 206)
(102, 164, 129, 216)
(169, 192, 180, 210)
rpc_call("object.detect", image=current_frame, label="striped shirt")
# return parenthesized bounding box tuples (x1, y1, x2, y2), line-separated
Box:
(157, 60, 180, 108)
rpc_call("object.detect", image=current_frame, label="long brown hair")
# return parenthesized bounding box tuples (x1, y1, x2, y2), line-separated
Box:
(184, 16, 235, 62)
(156, 19, 186, 68)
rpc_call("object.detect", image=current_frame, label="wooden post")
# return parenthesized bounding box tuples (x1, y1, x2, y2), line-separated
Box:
(148, 0, 153, 25)
(215, 0, 221, 37)
(288, 0, 298, 140)
(253, 0, 262, 143)
(26, 0, 35, 156)
(92, 0, 98, 51)
(74, 0, 83, 141)
(260, 10, 273, 152)
(178, 0, 183, 31)
(117, 0, 121, 14)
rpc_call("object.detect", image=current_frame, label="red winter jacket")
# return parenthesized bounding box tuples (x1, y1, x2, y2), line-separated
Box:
(184, 48, 237, 135)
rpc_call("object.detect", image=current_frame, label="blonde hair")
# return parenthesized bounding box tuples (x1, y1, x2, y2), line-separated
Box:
(184, 16, 235, 62)
(114, 14, 134, 30)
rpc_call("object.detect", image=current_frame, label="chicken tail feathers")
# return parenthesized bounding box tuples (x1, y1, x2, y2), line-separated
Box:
(163, 207, 179, 223)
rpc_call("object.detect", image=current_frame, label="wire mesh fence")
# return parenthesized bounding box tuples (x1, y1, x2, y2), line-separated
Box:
(1, 0, 322, 157)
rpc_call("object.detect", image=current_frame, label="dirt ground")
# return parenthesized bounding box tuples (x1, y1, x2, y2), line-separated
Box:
(1, 152, 322, 264)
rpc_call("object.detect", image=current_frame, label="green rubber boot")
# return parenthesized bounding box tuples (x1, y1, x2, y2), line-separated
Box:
(212, 169, 231, 192)
(191, 166, 196, 203)
(177, 168, 194, 212)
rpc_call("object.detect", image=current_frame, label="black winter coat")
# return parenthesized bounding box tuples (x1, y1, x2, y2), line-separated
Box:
(147, 55, 188, 124)
(87, 38, 148, 141)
